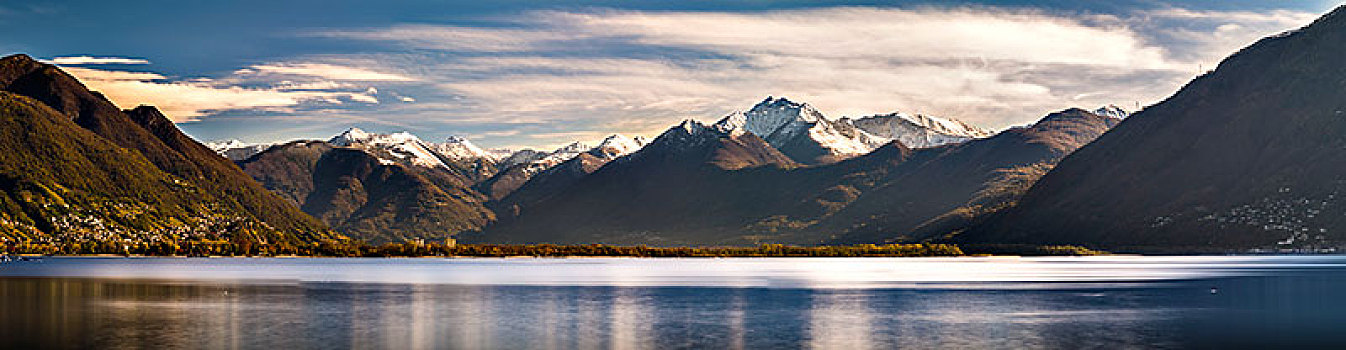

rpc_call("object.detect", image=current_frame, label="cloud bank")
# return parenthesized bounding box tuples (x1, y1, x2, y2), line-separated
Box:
(62, 65, 386, 122)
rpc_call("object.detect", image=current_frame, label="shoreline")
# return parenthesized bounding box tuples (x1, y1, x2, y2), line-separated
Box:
(14, 242, 1337, 258)
(4, 242, 1133, 258)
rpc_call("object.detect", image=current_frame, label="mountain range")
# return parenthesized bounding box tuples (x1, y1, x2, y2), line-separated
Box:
(478, 108, 1118, 245)
(211, 95, 1009, 244)
(15, 4, 1346, 252)
(229, 126, 656, 243)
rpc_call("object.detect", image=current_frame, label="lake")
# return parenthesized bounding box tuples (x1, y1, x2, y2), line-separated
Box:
(2, 256, 1345, 349)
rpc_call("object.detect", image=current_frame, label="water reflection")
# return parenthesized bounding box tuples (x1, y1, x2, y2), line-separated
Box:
(4, 257, 1346, 348)
(808, 291, 874, 349)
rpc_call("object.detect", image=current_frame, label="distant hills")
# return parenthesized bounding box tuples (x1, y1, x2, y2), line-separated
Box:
(0, 54, 335, 247)
(214, 94, 1036, 244)
(955, 6, 1346, 252)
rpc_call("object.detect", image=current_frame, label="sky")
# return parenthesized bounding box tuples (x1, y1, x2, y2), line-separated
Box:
(0, 0, 1338, 150)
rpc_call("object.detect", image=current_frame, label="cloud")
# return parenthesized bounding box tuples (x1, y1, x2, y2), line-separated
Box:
(309, 25, 581, 52)
(542, 8, 1178, 69)
(50, 56, 150, 65)
(239, 62, 416, 81)
(63, 66, 381, 122)
(1124, 8, 1320, 64)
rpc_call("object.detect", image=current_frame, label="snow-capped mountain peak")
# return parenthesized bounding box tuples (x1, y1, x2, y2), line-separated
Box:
(589, 134, 649, 160)
(382, 131, 422, 144)
(553, 141, 593, 155)
(1092, 105, 1131, 119)
(206, 139, 248, 151)
(712, 111, 747, 135)
(674, 118, 710, 135)
(329, 127, 373, 146)
(494, 139, 611, 177)
(749, 96, 824, 122)
(717, 97, 826, 138)
(711, 96, 886, 164)
(849, 112, 993, 149)
(497, 149, 548, 169)
(649, 119, 721, 151)
(328, 128, 444, 168)
(430, 135, 494, 161)
(205, 139, 274, 161)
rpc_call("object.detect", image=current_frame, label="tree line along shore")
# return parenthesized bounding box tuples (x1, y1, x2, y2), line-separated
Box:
(1, 240, 1104, 257)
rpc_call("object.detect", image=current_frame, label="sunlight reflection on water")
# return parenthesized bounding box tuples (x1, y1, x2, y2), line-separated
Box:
(2, 255, 1339, 288)
(2, 256, 1345, 349)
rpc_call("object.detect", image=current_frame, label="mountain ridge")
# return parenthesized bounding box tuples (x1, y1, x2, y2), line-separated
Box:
(956, 6, 1346, 251)
(0, 54, 336, 246)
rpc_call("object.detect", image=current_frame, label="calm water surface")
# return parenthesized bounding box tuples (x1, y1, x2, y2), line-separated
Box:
(3, 256, 1346, 349)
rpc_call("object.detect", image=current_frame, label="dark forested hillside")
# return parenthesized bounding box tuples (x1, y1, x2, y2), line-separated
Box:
(0, 54, 336, 247)
(958, 6, 1346, 251)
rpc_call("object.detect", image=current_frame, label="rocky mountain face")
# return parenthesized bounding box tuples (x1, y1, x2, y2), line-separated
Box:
(0, 54, 336, 246)
(957, 7, 1346, 251)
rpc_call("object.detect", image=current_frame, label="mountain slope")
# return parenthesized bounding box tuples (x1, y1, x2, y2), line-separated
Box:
(473, 140, 609, 201)
(821, 109, 1120, 244)
(477, 120, 796, 245)
(0, 54, 335, 245)
(0, 92, 215, 241)
(958, 7, 1346, 251)
(491, 134, 648, 217)
(240, 140, 494, 243)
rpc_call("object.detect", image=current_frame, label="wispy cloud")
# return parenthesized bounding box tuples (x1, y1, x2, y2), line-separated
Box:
(50, 56, 149, 65)
(62, 66, 382, 122)
(238, 62, 417, 81)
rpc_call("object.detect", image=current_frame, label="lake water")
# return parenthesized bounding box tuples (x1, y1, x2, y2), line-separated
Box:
(2, 256, 1346, 349)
